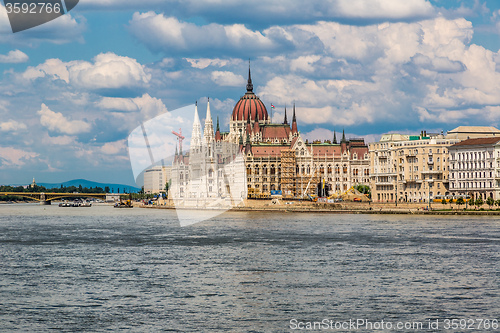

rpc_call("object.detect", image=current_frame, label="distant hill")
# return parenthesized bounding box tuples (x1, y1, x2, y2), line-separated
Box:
(37, 179, 141, 193)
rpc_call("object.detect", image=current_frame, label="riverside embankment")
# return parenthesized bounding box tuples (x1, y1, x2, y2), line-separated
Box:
(139, 199, 500, 215)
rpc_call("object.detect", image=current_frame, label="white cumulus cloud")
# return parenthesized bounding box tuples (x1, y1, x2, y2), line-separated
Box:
(97, 93, 168, 117)
(101, 140, 126, 155)
(335, 0, 434, 19)
(69, 53, 151, 91)
(211, 71, 245, 86)
(128, 12, 278, 56)
(37, 103, 91, 135)
(20, 53, 151, 94)
(0, 147, 38, 168)
(0, 120, 27, 132)
(0, 50, 28, 63)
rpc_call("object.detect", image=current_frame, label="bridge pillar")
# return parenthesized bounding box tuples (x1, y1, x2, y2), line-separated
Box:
(40, 200, 51, 205)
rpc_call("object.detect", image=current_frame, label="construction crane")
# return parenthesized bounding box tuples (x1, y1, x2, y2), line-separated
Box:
(172, 128, 185, 154)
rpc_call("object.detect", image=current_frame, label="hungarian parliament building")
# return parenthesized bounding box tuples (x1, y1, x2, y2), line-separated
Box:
(168, 67, 370, 203)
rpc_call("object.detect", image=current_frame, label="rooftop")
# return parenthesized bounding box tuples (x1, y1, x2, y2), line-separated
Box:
(448, 126, 500, 134)
(451, 137, 500, 147)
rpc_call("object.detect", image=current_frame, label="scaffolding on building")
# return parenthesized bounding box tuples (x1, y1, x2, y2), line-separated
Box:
(280, 149, 296, 198)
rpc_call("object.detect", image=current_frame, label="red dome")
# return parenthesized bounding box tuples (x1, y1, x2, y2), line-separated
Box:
(231, 64, 269, 122)
(232, 92, 269, 121)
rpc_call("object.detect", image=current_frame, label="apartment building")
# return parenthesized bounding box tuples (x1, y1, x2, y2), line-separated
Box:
(370, 132, 460, 203)
(144, 166, 172, 194)
(448, 137, 500, 200)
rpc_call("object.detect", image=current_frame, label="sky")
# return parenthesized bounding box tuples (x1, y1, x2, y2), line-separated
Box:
(1, 0, 500, 186)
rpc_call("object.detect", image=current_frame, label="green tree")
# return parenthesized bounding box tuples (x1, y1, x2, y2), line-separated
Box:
(165, 180, 171, 198)
(456, 197, 465, 209)
(475, 196, 484, 208)
(354, 184, 371, 198)
(486, 196, 494, 209)
(495, 199, 500, 209)
(441, 198, 447, 209)
(104, 186, 110, 193)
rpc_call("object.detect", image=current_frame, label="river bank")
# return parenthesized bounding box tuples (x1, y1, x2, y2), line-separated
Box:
(139, 199, 500, 215)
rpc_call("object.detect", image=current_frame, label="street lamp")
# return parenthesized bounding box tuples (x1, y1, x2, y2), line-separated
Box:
(395, 177, 398, 207)
(428, 180, 433, 210)
(465, 181, 468, 210)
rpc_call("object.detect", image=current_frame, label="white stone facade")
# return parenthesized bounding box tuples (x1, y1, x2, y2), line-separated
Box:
(448, 138, 500, 201)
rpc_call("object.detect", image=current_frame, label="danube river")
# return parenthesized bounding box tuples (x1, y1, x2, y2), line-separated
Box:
(0, 204, 499, 332)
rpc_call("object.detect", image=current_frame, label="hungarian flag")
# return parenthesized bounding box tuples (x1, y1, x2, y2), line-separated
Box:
(271, 104, 275, 109)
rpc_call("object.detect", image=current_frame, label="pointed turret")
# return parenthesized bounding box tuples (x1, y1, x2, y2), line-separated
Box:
(245, 132, 252, 154)
(215, 116, 222, 142)
(203, 97, 214, 145)
(291, 103, 298, 134)
(246, 113, 252, 136)
(191, 101, 202, 149)
(246, 59, 253, 93)
(283, 106, 288, 125)
(340, 128, 347, 154)
(333, 130, 337, 144)
(238, 133, 244, 152)
(253, 111, 260, 133)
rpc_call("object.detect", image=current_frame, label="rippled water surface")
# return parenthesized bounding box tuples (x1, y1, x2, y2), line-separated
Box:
(0, 204, 499, 332)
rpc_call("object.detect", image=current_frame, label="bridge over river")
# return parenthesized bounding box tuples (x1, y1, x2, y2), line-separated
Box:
(0, 192, 125, 205)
